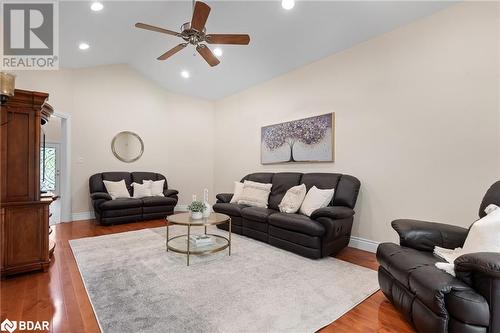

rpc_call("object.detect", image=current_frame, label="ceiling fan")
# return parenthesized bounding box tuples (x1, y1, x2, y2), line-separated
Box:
(135, 1, 250, 67)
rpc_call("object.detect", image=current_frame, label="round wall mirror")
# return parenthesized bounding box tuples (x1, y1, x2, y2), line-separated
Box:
(111, 131, 144, 163)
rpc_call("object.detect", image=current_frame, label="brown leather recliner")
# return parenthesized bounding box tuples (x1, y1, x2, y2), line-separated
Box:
(377, 181, 500, 333)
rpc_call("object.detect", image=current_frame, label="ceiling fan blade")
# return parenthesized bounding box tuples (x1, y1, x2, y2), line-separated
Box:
(196, 45, 220, 67)
(191, 1, 211, 32)
(206, 34, 250, 45)
(157, 44, 187, 60)
(135, 23, 181, 37)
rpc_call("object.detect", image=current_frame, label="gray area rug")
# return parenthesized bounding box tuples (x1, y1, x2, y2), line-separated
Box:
(70, 226, 379, 333)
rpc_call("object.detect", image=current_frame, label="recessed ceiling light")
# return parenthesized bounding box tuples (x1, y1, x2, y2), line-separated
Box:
(78, 42, 90, 50)
(90, 2, 104, 11)
(213, 48, 223, 57)
(281, 0, 295, 10)
(180, 70, 190, 79)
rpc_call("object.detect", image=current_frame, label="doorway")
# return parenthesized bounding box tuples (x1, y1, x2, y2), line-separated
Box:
(41, 112, 71, 224)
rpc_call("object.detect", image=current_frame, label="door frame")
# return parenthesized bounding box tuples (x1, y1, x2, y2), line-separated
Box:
(52, 111, 72, 223)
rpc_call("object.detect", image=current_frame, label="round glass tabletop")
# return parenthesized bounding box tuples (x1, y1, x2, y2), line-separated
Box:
(167, 212, 230, 226)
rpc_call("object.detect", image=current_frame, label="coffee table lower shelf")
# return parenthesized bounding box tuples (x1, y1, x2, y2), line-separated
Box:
(167, 234, 230, 255)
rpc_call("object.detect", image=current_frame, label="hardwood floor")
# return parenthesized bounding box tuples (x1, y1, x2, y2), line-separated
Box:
(0, 219, 415, 333)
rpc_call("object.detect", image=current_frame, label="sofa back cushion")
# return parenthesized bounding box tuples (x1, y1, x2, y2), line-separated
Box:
(300, 173, 341, 202)
(89, 172, 133, 194)
(334, 175, 361, 209)
(241, 172, 274, 184)
(479, 181, 500, 218)
(131, 172, 168, 190)
(300, 173, 361, 209)
(268, 173, 302, 210)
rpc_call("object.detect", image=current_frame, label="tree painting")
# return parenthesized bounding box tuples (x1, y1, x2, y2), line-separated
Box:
(261, 113, 334, 164)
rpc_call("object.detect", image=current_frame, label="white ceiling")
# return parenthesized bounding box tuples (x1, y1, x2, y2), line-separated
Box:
(60, 1, 453, 100)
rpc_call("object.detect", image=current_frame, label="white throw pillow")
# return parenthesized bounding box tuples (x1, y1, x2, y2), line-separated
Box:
(279, 184, 307, 214)
(484, 204, 500, 215)
(299, 186, 335, 216)
(143, 179, 165, 196)
(462, 207, 500, 253)
(103, 180, 130, 200)
(434, 206, 500, 276)
(238, 180, 272, 208)
(132, 182, 152, 198)
(230, 181, 244, 204)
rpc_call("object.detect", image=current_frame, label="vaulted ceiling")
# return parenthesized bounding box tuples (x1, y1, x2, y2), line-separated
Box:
(60, 1, 453, 100)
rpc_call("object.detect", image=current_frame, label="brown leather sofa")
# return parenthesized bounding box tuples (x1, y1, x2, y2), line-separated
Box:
(377, 181, 500, 333)
(89, 172, 178, 225)
(213, 172, 361, 259)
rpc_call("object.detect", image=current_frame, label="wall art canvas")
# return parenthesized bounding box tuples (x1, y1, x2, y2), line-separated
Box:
(261, 113, 335, 164)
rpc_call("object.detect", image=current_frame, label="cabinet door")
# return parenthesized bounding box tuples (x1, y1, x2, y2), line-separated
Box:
(4, 205, 49, 270)
(1, 107, 40, 203)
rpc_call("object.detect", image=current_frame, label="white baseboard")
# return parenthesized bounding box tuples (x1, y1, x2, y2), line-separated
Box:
(348, 236, 379, 253)
(71, 211, 95, 221)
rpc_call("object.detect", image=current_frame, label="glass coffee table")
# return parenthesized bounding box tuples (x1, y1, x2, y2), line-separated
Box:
(165, 212, 231, 266)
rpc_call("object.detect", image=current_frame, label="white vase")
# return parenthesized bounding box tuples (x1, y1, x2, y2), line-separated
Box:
(202, 204, 212, 218)
(202, 188, 212, 218)
(191, 211, 203, 219)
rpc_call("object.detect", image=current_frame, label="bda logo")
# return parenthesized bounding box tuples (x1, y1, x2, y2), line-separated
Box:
(0, 319, 17, 333)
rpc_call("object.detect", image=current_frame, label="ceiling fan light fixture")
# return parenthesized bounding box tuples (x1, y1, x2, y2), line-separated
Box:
(281, 0, 295, 10)
(135, 1, 250, 67)
(90, 2, 104, 12)
(213, 47, 223, 57)
(180, 70, 190, 79)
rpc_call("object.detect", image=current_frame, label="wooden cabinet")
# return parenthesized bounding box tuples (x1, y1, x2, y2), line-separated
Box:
(0, 89, 54, 276)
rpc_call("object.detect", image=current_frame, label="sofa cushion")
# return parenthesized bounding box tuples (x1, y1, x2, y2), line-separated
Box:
(300, 173, 341, 190)
(241, 172, 274, 184)
(141, 196, 177, 207)
(213, 203, 248, 217)
(100, 198, 143, 210)
(268, 173, 302, 210)
(377, 243, 445, 289)
(241, 207, 278, 223)
(268, 213, 325, 236)
(131, 172, 167, 189)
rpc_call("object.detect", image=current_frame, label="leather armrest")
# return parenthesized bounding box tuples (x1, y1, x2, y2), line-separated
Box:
(164, 189, 179, 197)
(216, 193, 233, 203)
(90, 192, 112, 200)
(392, 219, 468, 252)
(456, 253, 500, 280)
(310, 206, 354, 220)
(455, 253, 500, 317)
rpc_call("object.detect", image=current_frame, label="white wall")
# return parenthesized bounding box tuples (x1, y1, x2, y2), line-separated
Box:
(15, 64, 215, 215)
(43, 116, 61, 143)
(213, 2, 500, 244)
